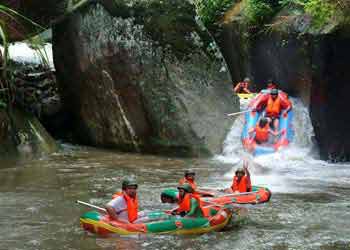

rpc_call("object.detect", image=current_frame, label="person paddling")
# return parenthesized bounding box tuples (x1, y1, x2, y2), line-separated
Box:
(233, 77, 252, 94)
(252, 88, 292, 132)
(225, 161, 251, 193)
(105, 177, 144, 223)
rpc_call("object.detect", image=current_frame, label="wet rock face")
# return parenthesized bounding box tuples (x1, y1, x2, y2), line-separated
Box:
(0, 108, 59, 158)
(216, 23, 313, 102)
(53, 1, 236, 156)
(310, 35, 350, 162)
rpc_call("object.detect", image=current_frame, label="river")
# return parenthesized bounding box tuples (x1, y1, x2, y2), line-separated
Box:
(0, 98, 350, 250)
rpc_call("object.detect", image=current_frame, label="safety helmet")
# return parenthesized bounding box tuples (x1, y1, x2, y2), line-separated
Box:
(270, 88, 278, 95)
(244, 77, 251, 82)
(235, 168, 245, 175)
(184, 170, 196, 176)
(160, 189, 178, 203)
(121, 177, 138, 190)
(177, 183, 193, 193)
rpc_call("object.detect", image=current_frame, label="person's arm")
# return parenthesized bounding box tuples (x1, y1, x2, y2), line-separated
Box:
(248, 127, 256, 139)
(233, 82, 241, 93)
(105, 205, 119, 220)
(185, 198, 199, 217)
(243, 86, 252, 94)
(243, 161, 250, 178)
(243, 162, 252, 191)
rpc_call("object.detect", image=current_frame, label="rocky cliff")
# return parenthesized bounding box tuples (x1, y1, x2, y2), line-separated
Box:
(53, 1, 237, 156)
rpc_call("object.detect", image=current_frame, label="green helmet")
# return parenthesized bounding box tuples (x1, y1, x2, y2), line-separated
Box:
(160, 189, 178, 203)
(122, 177, 138, 190)
(177, 183, 193, 193)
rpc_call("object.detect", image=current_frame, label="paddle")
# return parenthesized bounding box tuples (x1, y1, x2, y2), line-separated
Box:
(76, 200, 107, 213)
(226, 109, 252, 117)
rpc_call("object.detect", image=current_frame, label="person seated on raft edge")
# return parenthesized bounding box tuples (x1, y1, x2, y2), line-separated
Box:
(105, 177, 148, 223)
(248, 117, 281, 144)
(224, 161, 252, 194)
(161, 188, 217, 217)
(252, 88, 292, 133)
(170, 184, 205, 218)
(233, 77, 252, 94)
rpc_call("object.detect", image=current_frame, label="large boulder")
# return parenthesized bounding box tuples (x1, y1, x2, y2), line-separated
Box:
(0, 108, 59, 158)
(53, 1, 236, 156)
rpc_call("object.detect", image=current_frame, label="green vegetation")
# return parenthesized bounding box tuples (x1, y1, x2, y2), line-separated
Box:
(195, 0, 349, 30)
(244, 0, 274, 25)
(280, 0, 338, 29)
(0, 5, 46, 107)
(194, 0, 236, 26)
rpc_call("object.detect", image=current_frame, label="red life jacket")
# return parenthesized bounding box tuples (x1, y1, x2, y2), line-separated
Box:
(112, 191, 138, 223)
(255, 123, 269, 142)
(266, 96, 281, 118)
(177, 193, 191, 213)
(231, 176, 251, 193)
(178, 177, 197, 191)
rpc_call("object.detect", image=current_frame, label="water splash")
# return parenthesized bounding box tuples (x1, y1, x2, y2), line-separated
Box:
(214, 97, 328, 193)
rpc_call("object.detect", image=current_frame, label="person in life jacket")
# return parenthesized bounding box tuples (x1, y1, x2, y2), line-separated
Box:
(249, 117, 279, 144)
(225, 161, 252, 193)
(179, 170, 197, 191)
(105, 177, 140, 223)
(252, 88, 292, 132)
(171, 184, 204, 218)
(233, 77, 252, 94)
(179, 170, 214, 197)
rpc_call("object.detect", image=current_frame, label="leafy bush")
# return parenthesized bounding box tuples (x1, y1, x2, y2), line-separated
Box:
(194, 0, 235, 26)
(244, 0, 275, 25)
(279, 0, 338, 29)
(304, 0, 336, 28)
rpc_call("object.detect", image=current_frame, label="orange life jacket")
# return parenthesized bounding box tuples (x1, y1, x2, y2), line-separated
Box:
(178, 177, 197, 191)
(177, 193, 191, 213)
(255, 123, 269, 142)
(266, 96, 281, 118)
(231, 176, 251, 193)
(177, 193, 207, 217)
(112, 191, 138, 223)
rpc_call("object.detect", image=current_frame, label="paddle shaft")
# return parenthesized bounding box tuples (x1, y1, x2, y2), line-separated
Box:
(227, 109, 252, 117)
(77, 200, 107, 213)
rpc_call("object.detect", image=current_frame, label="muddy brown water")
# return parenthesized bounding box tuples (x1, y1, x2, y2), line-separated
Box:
(0, 145, 349, 250)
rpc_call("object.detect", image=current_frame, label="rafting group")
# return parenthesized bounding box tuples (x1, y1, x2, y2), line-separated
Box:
(233, 78, 294, 155)
(79, 161, 271, 236)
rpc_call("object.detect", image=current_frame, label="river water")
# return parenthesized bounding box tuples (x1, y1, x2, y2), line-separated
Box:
(1, 98, 350, 250)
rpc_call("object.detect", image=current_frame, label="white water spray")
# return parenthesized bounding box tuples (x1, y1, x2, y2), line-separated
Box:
(214, 98, 330, 193)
